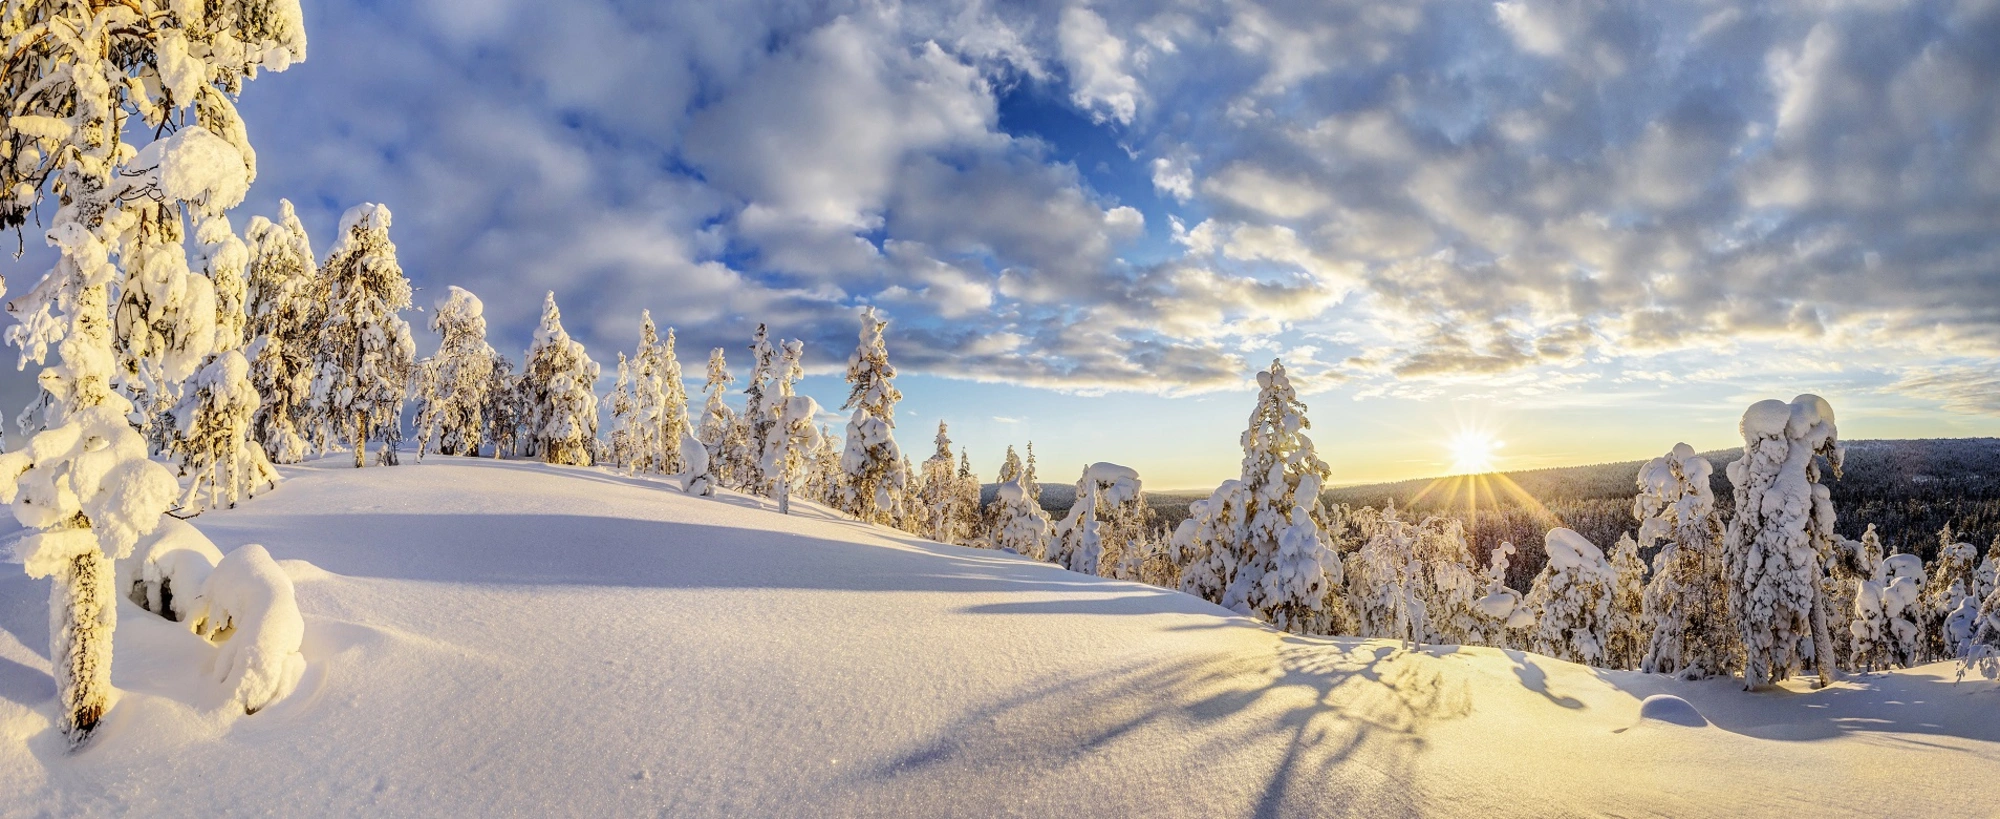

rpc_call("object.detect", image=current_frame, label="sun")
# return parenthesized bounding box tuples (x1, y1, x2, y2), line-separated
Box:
(1447, 431, 1503, 475)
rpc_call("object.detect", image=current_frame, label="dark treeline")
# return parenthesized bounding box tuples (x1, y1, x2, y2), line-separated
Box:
(1020, 438, 2000, 588)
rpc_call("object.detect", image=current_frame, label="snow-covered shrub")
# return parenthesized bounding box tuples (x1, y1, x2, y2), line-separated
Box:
(1343, 508, 1480, 646)
(119, 516, 226, 623)
(1606, 533, 1650, 670)
(677, 430, 713, 497)
(171, 349, 281, 510)
(310, 203, 415, 468)
(190, 544, 307, 715)
(991, 479, 1053, 558)
(412, 286, 495, 459)
(1633, 443, 1735, 678)
(837, 308, 907, 525)
(1523, 528, 1615, 666)
(521, 293, 599, 466)
(1470, 541, 1535, 648)
(243, 200, 321, 464)
(1723, 395, 1843, 688)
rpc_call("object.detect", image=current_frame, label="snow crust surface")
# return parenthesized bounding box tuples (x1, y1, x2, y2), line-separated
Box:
(2, 458, 1997, 817)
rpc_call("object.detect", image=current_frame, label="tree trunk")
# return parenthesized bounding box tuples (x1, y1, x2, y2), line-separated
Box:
(52, 547, 115, 748)
(353, 414, 369, 468)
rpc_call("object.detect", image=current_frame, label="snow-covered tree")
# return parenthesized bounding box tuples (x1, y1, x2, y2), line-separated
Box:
(1635, 443, 1735, 679)
(0, 0, 304, 744)
(1471, 541, 1535, 649)
(604, 353, 638, 468)
(113, 201, 219, 451)
(991, 478, 1054, 558)
(411, 286, 495, 460)
(170, 350, 279, 510)
(520, 293, 599, 466)
(1821, 532, 1875, 669)
(1523, 528, 1616, 666)
(1960, 569, 2000, 678)
(1976, 536, 1999, 604)
(800, 424, 841, 506)
(1344, 510, 1481, 645)
(761, 395, 822, 515)
(696, 348, 737, 489)
(481, 353, 524, 459)
(1723, 395, 1843, 689)
(1922, 527, 1979, 661)
(837, 308, 907, 525)
(1606, 533, 1649, 670)
(1175, 360, 1346, 634)
(309, 204, 414, 468)
(1052, 463, 1141, 577)
(1023, 442, 1043, 505)
(920, 422, 961, 544)
(242, 200, 319, 463)
(1852, 553, 1925, 670)
(955, 450, 985, 548)
(738, 324, 778, 494)
(629, 315, 688, 476)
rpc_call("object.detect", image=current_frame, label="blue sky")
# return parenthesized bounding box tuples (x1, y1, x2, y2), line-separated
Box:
(8, 0, 2000, 488)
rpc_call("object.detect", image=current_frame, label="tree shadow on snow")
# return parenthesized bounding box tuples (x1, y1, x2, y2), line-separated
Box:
(848, 636, 1472, 818)
(1592, 666, 2000, 746)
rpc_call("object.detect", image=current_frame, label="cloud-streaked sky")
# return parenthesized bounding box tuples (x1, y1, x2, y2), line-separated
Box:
(10, 0, 2000, 488)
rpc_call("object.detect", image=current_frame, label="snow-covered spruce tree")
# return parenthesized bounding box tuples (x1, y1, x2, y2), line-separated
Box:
(696, 347, 737, 488)
(1052, 463, 1140, 576)
(114, 199, 218, 452)
(410, 286, 494, 460)
(751, 338, 807, 498)
(198, 214, 251, 354)
(1606, 533, 1649, 670)
(1820, 532, 1876, 669)
(802, 424, 841, 505)
(604, 353, 638, 468)
(1961, 571, 2000, 678)
(760, 394, 822, 515)
(896, 453, 925, 534)
(1977, 536, 1999, 604)
(480, 353, 524, 458)
(738, 324, 778, 494)
(920, 422, 960, 543)
(1852, 553, 1926, 670)
(955, 450, 988, 547)
(1723, 395, 1843, 689)
(242, 200, 319, 463)
(1522, 528, 1616, 666)
(1922, 528, 1979, 661)
(1634, 443, 1736, 678)
(991, 478, 1054, 558)
(310, 204, 414, 467)
(1471, 541, 1536, 649)
(837, 308, 907, 525)
(170, 350, 278, 510)
(1343, 510, 1480, 645)
(1177, 360, 1346, 634)
(631, 315, 688, 476)
(1023, 442, 1043, 505)
(521, 292, 599, 466)
(0, 0, 305, 746)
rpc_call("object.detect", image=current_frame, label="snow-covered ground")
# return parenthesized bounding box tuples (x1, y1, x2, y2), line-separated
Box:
(2, 457, 1996, 817)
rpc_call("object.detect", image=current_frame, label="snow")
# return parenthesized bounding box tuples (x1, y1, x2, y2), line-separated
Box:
(128, 127, 250, 215)
(2, 457, 1998, 816)
(189, 544, 306, 715)
(1632, 694, 1708, 728)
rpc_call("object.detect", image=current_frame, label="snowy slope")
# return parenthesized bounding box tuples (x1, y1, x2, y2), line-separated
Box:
(2, 457, 1997, 818)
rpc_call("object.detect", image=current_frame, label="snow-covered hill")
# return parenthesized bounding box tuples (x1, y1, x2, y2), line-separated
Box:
(2, 458, 1996, 817)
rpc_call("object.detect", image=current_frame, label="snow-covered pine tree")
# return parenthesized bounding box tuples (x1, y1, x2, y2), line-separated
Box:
(1606, 532, 1649, 670)
(243, 200, 319, 463)
(1173, 480, 1248, 606)
(170, 350, 279, 510)
(803, 424, 841, 505)
(761, 393, 822, 515)
(991, 477, 1054, 558)
(114, 199, 218, 451)
(1852, 552, 1926, 670)
(837, 308, 907, 525)
(521, 292, 599, 466)
(1977, 536, 1999, 605)
(738, 324, 779, 494)
(411, 286, 495, 460)
(696, 348, 737, 489)
(1178, 360, 1345, 634)
(630, 315, 688, 475)
(1523, 528, 1616, 666)
(1962, 568, 2000, 678)
(198, 215, 252, 355)
(1723, 395, 1843, 689)
(1052, 463, 1140, 576)
(955, 450, 984, 548)
(0, 0, 304, 745)
(1091, 463, 1154, 581)
(920, 422, 960, 543)
(1023, 442, 1043, 505)
(1821, 532, 1875, 669)
(605, 353, 638, 469)
(1634, 443, 1735, 679)
(1922, 528, 1979, 661)
(481, 353, 524, 458)
(310, 204, 415, 467)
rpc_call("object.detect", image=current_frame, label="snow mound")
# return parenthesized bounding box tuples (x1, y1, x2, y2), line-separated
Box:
(119, 518, 226, 622)
(1633, 694, 1708, 728)
(191, 544, 307, 714)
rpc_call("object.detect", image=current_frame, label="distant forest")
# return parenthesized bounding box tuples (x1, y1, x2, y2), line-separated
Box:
(1023, 438, 2000, 589)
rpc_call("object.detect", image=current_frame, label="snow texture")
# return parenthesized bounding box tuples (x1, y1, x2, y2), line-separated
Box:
(188, 544, 306, 715)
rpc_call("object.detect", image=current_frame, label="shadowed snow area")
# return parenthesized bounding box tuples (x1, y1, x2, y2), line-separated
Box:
(2, 458, 1998, 817)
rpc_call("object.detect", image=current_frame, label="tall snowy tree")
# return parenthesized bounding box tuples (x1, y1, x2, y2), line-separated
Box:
(630, 315, 688, 475)
(0, 0, 305, 745)
(696, 348, 737, 489)
(837, 308, 907, 525)
(242, 200, 319, 463)
(1174, 360, 1344, 634)
(411, 286, 495, 460)
(1724, 395, 1843, 689)
(1023, 442, 1042, 506)
(955, 449, 984, 548)
(1852, 552, 1925, 670)
(481, 353, 524, 459)
(738, 324, 778, 494)
(1606, 533, 1649, 670)
(604, 353, 638, 468)
(521, 292, 599, 466)
(920, 422, 961, 544)
(1523, 528, 1616, 666)
(310, 204, 414, 468)
(1635, 443, 1735, 679)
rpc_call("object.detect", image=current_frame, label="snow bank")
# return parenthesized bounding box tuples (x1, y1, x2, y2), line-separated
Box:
(191, 544, 307, 715)
(1633, 694, 1708, 728)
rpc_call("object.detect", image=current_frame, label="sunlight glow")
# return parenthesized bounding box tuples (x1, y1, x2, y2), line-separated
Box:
(1447, 431, 1502, 475)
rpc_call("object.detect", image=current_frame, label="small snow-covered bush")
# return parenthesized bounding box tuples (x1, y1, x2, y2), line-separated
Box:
(991, 479, 1053, 559)
(1853, 554, 1925, 670)
(191, 544, 307, 715)
(119, 518, 226, 623)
